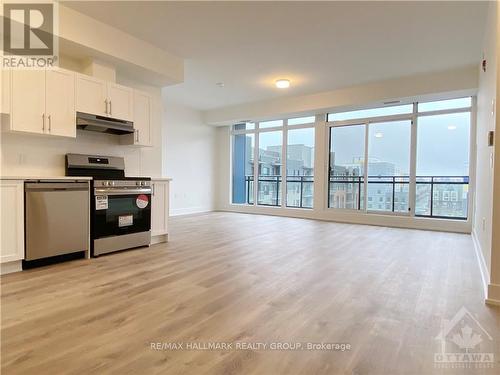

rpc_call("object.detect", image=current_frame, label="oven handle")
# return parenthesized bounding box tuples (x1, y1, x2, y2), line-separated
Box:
(94, 187, 152, 196)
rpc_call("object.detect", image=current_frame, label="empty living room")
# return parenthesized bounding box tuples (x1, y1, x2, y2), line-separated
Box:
(0, 1, 499, 374)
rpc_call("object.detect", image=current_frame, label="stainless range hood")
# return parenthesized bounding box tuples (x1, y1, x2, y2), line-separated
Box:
(76, 112, 134, 135)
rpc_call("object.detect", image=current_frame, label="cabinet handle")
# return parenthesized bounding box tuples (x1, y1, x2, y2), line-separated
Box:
(42, 113, 45, 131)
(136, 129, 139, 142)
(109, 100, 112, 116)
(152, 183, 155, 196)
(48, 114, 51, 132)
(104, 99, 108, 115)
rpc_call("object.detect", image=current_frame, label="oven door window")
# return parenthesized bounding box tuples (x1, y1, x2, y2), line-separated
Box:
(94, 194, 151, 238)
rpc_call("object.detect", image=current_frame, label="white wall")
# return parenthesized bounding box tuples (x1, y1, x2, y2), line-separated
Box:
(163, 98, 216, 216)
(473, 1, 497, 296)
(490, 2, 500, 303)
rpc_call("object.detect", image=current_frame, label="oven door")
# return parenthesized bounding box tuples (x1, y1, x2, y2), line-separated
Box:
(93, 186, 152, 239)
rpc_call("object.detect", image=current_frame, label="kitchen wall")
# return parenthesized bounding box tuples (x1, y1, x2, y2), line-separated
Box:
(163, 97, 216, 216)
(474, 1, 497, 297)
(0, 72, 164, 179)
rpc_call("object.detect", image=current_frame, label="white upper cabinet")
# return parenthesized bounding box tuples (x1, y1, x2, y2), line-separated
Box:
(9, 69, 76, 137)
(134, 90, 152, 146)
(6, 70, 140, 140)
(10, 68, 75, 137)
(1, 68, 11, 115)
(75, 73, 107, 117)
(76, 75, 133, 121)
(46, 69, 76, 137)
(120, 89, 153, 147)
(107, 83, 133, 121)
(11, 70, 46, 134)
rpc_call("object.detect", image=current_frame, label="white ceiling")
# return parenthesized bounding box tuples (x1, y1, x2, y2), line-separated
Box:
(63, 1, 488, 110)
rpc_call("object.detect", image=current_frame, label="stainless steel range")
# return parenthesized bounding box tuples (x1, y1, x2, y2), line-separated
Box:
(66, 153, 151, 256)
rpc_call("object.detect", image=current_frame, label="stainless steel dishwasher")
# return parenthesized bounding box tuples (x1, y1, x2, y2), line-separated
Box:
(25, 181, 89, 261)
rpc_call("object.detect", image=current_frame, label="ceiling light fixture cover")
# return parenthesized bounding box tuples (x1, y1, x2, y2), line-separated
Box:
(275, 79, 290, 89)
(447, 125, 457, 130)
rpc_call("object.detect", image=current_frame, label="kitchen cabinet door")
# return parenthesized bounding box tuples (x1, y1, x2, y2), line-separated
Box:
(151, 180, 169, 238)
(46, 69, 76, 137)
(0, 180, 24, 264)
(107, 83, 133, 121)
(1, 68, 11, 115)
(11, 70, 45, 134)
(133, 91, 152, 146)
(75, 73, 107, 117)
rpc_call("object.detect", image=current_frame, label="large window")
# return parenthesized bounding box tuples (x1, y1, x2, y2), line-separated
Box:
(329, 125, 365, 209)
(287, 127, 314, 208)
(415, 112, 471, 219)
(232, 132, 254, 204)
(232, 97, 472, 222)
(232, 117, 315, 208)
(258, 131, 283, 206)
(367, 120, 411, 213)
(327, 97, 472, 220)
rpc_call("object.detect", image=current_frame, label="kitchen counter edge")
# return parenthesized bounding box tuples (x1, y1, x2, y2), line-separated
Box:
(1, 176, 93, 181)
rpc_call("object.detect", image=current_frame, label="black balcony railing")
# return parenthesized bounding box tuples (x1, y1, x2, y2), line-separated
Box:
(245, 174, 469, 219)
(415, 176, 469, 220)
(328, 175, 469, 219)
(245, 175, 314, 208)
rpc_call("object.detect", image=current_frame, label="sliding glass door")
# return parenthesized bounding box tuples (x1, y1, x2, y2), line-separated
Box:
(415, 112, 470, 219)
(367, 120, 411, 214)
(327, 97, 472, 221)
(328, 124, 366, 210)
(258, 131, 283, 206)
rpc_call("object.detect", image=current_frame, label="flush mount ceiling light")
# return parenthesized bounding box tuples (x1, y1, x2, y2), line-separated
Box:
(447, 125, 457, 130)
(275, 79, 290, 89)
(216, 82, 225, 88)
(375, 132, 384, 138)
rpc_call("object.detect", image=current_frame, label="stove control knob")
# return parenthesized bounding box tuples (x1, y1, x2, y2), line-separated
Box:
(105, 181, 110, 186)
(110, 181, 115, 186)
(141, 181, 146, 186)
(136, 181, 141, 186)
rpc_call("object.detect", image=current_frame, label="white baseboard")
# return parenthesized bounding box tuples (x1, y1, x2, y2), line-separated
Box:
(0, 260, 22, 275)
(486, 283, 500, 306)
(151, 234, 168, 245)
(471, 229, 490, 300)
(170, 206, 213, 217)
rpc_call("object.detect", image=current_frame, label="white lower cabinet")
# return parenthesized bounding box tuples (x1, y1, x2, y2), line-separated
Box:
(1, 180, 24, 272)
(151, 179, 170, 241)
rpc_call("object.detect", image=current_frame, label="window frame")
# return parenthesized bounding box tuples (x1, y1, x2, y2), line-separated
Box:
(230, 117, 317, 209)
(325, 97, 474, 220)
(228, 96, 475, 225)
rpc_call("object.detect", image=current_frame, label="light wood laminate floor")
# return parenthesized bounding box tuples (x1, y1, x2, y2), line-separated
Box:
(1, 212, 499, 374)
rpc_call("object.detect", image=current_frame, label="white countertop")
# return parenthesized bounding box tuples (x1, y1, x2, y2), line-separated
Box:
(1, 176, 92, 181)
(151, 177, 173, 181)
(1, 176, 171, 181)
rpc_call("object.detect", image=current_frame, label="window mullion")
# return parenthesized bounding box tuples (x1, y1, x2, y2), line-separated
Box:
(409, 103, 418, 217)
(363, 122, 369, 213)
(253, 123, 259, 206)
(281, 120, 288, 208)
